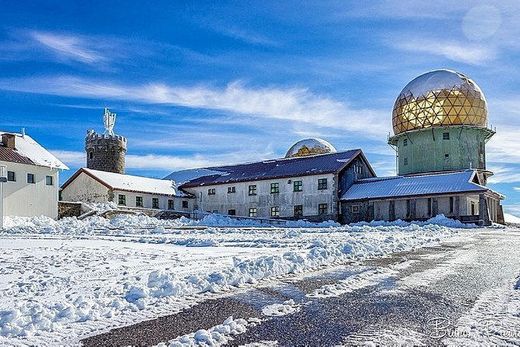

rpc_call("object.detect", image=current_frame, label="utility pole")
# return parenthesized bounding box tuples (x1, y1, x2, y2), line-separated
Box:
(0, 166, 6, 230)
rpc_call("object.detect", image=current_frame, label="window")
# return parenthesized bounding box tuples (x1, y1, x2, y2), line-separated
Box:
(228, 209, 236, 216)
(7, 171, 15, 182)
(227, 186, 236, 194)
(428, 198, 432, 216)
(249, 208, 257, 217)
(45, 175, 53, 186)
(404, 158, 408, 166)
(443, 132, 450, 140)
(406, 199, 411, 218)
(270, 183, 279, 194)
(27, 173, 35, 184)
(248, 185, 257, 196)
(208, 188, 216, 195)
(168, 199, 174, 210)
(270, 206, 280, 217)
(89, 152, 93, 159)
(294, 205, 303, 218)
(449, 197, 454, 214)
(136, 196, 143, 207)
(445, 154, 450, 159)
(318, 178, 328, 190)
(182, 200, 189, 209)
(118, 194, 126, 206)
(318, 203, 328, 215)
(403, 139, 408, 146)
(351, 205, 360, 213)
(293, 180, 303, 192)
(152, 198, 159, 209)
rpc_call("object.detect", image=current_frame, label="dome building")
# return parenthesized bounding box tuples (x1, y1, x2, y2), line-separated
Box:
(388, 69, 495, 179)
(285, 138, 337, 158)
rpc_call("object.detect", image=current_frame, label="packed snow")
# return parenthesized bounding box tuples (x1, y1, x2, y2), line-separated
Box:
(0, 213, 479, 346)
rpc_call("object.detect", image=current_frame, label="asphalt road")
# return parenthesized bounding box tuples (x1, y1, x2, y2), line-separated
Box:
(82, 229, 520, 347)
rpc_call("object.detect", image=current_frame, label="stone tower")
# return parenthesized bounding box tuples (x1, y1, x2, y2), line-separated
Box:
(85, 108, 127, 174)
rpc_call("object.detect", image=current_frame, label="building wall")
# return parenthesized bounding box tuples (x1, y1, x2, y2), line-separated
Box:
(85, 132, 127, 174)
(0, 160, 60, 218)
(184, 173, 337, 221)
(341, 193, 490, 224)
(390, 126, 493, 175)
(113, 190, 193, 212)
(61, 172, 111, 203)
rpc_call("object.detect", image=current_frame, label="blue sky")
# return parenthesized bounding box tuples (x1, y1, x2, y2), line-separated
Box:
(1, 1, 520, 216)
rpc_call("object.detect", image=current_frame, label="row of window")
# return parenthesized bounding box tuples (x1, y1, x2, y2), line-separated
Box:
(223, 204, 329, 218)
(403, 154, 451, 166)
(5, 171, 53, 185)
(208, 178, 328, 196)
(117, 194, 188, 209)
(403, 132, 450, 147)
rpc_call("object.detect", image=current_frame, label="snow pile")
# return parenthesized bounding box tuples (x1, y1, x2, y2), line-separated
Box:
(352, 214, 477, 229)
(261, 300, 300, 317)
(184, 214, 339, 228)
(505, 213, 520, 224)
(156, 316, 249, 347)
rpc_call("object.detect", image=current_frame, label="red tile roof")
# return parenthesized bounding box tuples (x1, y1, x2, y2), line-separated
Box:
(0, 146, 35, 165)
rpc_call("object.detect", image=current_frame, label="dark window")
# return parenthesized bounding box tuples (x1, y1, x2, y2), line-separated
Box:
(152, 198, 159, 209)
(449, 197, 454, 214)
(182, 200, 189, 209)
(89, 152, 93, 159)
(248, 185, 257, 196)
(7, 171, 15, 182)
(208, 188, 216, 195)
(404, 158, 408, 166)
(118, 194, 126, 206)
(445, 154, 450, 159)
(294, 205, 303, 218)
(270, 206, 280, 217)
(318, 178, 328, 190)
(227, 186, 236, 194)
(471, 202, 476, 215)
(136, 196, 143, 207)
(403, 139, 408, 146)
(249, 208, 257, 217)
(27, 173, 35, 184)
(406, 199, 411, 218)
(270, 183, 279, 194)
(318, 203, 328, 215)
(293, 180, 303, 192)
(168, 199, 174, 210)
(228, 209, 236, 216)
(443, 132, 450, 140)
(428, 198, 432, 216)
(46, 175, 53, 186)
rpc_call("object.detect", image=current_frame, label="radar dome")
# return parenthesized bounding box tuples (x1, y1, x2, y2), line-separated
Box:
(285, 138, 337, 158)
(392, 69, 488, 135)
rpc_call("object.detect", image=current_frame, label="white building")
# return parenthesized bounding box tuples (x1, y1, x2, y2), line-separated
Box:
(0, 131, 68, 219)
(61, 168, 194, 212)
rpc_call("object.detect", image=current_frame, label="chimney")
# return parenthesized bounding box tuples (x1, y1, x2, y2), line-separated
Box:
(2, 134, 16, 149)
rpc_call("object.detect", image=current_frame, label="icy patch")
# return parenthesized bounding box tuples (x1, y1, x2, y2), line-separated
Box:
(261, 300, 300, 317)
(155, 316, 250, 347)
(307, 268, 396, 298)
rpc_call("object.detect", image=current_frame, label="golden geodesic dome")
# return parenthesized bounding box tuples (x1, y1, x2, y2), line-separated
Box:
(285, 138, 337, 158)
(392, 70, 488, 135)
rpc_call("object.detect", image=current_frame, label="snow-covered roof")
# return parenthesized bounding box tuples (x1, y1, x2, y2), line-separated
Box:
(342, 170, 488, 201)
(0, 131, 68, 170)
(64, 168, 185, 196)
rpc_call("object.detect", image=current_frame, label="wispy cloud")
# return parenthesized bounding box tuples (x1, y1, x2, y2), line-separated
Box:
(0, 76, 388, 137)
(30, 31, 107, 64)
(392, 39, 496, 65)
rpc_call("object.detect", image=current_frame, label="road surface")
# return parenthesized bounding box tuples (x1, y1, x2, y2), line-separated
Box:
(83, 229, 520, 346)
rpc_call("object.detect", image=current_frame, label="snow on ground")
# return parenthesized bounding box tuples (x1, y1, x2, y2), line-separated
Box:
(0, 214, 477, 346)
(261, 300, 300, 317)
(505, 213, 520, 224)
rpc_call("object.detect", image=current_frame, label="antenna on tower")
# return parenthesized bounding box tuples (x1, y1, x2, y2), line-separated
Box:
(103, 108, 117, 136)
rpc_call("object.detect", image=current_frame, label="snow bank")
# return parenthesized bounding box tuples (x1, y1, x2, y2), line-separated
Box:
(351, 214, 477, 229)
(156, 316, 249, 347)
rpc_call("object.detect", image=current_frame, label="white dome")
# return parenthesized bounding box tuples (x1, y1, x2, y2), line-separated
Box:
(285, 138, 337, 158)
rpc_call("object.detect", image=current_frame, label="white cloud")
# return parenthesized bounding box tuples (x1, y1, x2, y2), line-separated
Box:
(30, 31, 106, 64)
(487, 165, 520, 184)
(393, 39, 495, 65)
(0, 76, 388, 137)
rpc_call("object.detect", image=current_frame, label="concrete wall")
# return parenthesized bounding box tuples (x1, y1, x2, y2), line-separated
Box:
(184, 173, 337, 221)
(61, 172, 111, 203)
(390, 126, 493, 175)
(0, 160, 61, 218)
